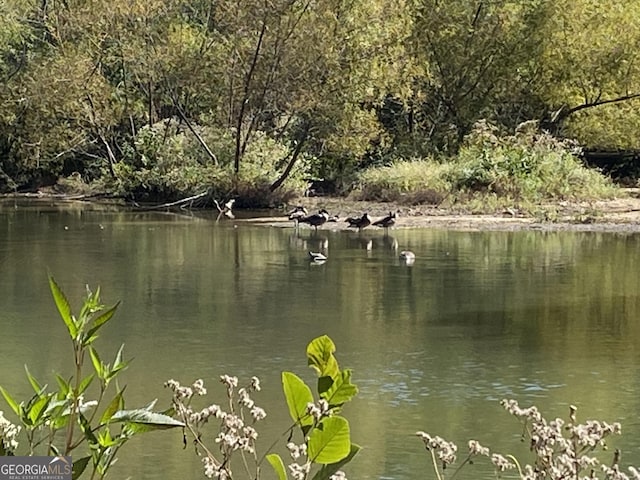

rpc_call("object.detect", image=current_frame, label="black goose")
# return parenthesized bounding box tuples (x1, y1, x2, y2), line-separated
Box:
(299, 209, 330, 231)
(345, 213, 371, 231)
(288, 206, 309, 227)
(372, 211, 397, 231)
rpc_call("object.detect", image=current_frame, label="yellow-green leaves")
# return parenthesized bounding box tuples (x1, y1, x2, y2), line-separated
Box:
(307, 335, 339, 380)
(49, 275, 120, 347)
(282, 372, 314, 427)
(307, 416, 351, 464)
(321, 369, 358, 407)
(266, 453, 288, 480)
(49, 276, 76, 339)
(275, 336, 360, 480)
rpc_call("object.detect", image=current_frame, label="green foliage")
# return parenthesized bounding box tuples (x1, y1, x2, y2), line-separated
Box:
(282, 372, 315, 428)
(277, 335, 360, 479)
(1, 0, 639, 195)
(103, 120, 310, 206)
(168, 335, 359, 479)
(0, 277, 184, 478)
(355, 159, 451, 204)
(451, 122, 618, 203)
(356, 122, 619, 210)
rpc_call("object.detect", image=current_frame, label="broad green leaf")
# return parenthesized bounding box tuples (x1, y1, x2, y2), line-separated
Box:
(308, 416, 351, 464)
(321, 369, 358, 406)
(0, 386, 21, 416)
(110, 409, 185, 430)
(307, 336, 340, 380)
(282, 372, 314, 427)
(49, 276, 78, 339)
(72, 456, 90, 480)
(100, 389, 124, 425)
(28, 395, 50, 425)
(84, 302, 120, 345)
(266, 453, 288, 480)
(312, 443, 361, 480)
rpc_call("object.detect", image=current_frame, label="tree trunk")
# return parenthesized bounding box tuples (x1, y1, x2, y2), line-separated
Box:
(234, 11, 267, 174)
(270, 124, 310, 191)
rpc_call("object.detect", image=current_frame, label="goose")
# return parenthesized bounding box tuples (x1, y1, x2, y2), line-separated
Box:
(299, 209, 330, 231)
(372, 211, 397, 231)
(399, 250, 416, 265)
(214, 198, 235, 219)
(288, 206, 308, 227)
(345, 213, 371, 231)
(308, 251, 327, 262)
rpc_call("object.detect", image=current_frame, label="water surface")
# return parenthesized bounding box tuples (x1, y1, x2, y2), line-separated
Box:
(1, 199, 639, 479)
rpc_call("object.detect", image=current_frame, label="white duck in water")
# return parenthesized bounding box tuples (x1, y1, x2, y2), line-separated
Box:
(308, 251, 327, 262)
(399, 250, 415, 265)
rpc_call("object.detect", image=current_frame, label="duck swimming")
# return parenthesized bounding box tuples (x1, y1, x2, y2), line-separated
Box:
(308, 251, 327, 262)
(399, 250, 416, 265)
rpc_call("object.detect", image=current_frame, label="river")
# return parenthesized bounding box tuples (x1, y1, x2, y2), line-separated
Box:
(1, 199, 639, 479)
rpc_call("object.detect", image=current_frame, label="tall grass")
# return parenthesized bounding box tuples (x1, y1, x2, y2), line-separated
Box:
(355, 121, 619, 210)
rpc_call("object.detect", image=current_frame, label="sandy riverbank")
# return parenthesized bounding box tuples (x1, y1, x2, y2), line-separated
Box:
(240, 191, 640, 233)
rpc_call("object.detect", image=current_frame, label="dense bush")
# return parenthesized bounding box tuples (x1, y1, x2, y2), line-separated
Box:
(99, 120, 310, 207)
(355, 122, 618, 210)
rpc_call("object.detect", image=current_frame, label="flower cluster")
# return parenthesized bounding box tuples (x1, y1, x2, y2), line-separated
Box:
(166, 376, 266, 479)
(416, 431, 458, 466)
(416, 400, 639, 480)
(306, 398, 331, 421)
(0, 410, 20, 453)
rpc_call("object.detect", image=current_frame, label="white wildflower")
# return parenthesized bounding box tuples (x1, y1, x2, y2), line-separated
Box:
(250, 376, 261, 391)
(250, 406, 267, 421)
(468, 440, 490, 456)
(288, 462, 311, 480)
(220, 375, 238, 389)
(287, 442, 307, 460)
(0, 411, 20, 453)
(415, 431, 457, 465)
(491, 453, 516, 472)
(330, 470, 347, 480)
(192, 379, 207, 396)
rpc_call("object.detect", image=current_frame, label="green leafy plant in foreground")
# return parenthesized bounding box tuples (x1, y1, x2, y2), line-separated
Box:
(0, 277, 184, 479)
(167, 335, 359, 480)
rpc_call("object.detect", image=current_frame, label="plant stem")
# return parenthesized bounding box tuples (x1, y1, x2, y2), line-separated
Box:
(429, 448, 443, 480)
(65, 342, 83, 455)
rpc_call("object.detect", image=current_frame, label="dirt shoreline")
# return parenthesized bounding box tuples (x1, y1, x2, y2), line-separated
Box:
(249, 191, 640, 233)
(4, 191, 640, 233)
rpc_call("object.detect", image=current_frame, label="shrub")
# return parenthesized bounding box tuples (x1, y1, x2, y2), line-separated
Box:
(449, 121, 618, 202)
(354, 159, 451, 204)
(100, 120, 311, 207)
(353, 121, 619, 210)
